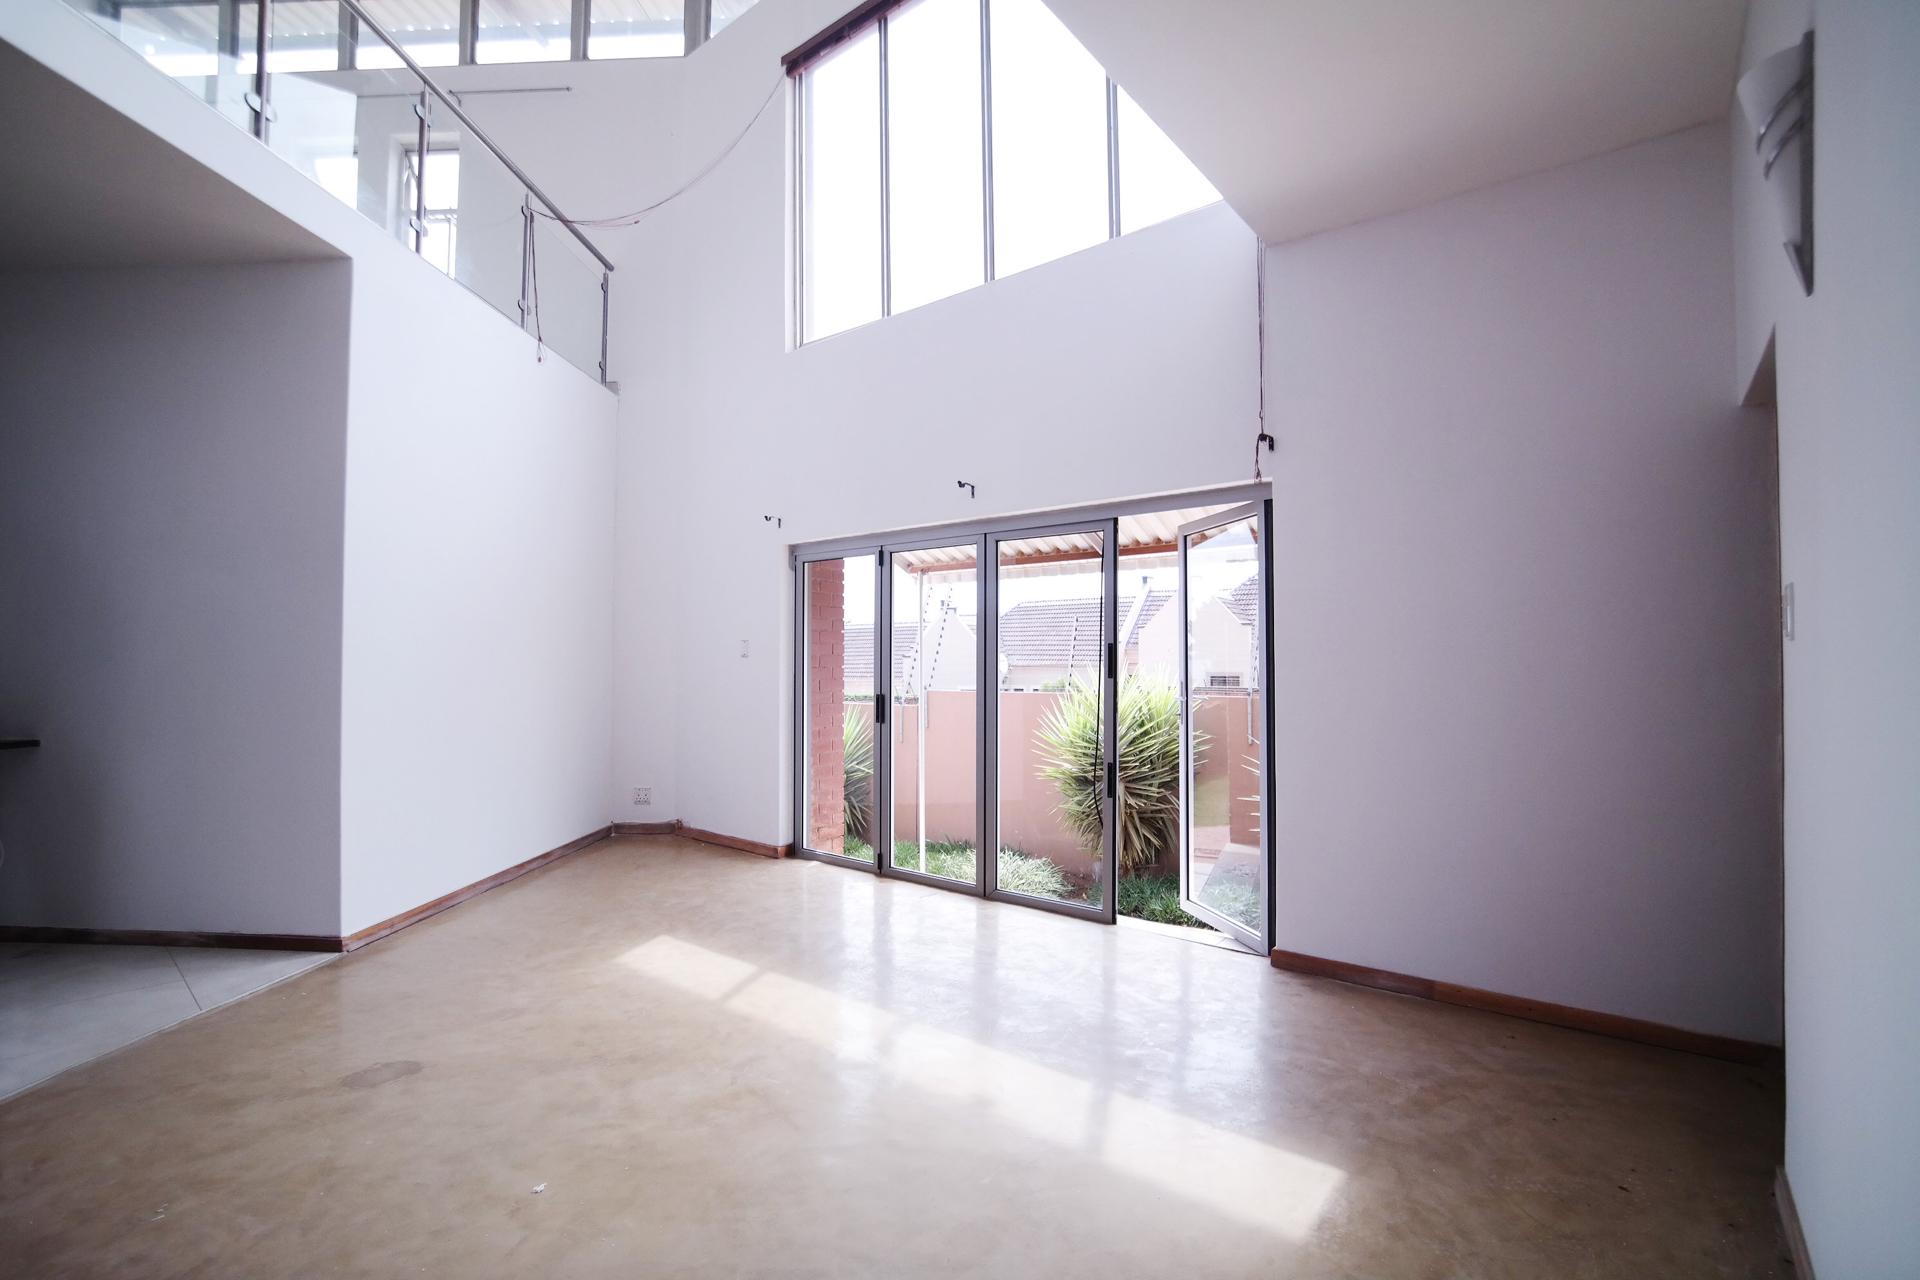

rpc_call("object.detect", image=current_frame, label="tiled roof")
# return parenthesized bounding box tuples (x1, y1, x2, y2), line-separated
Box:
(840, 591, 1274, 687)
(841, 585, 1258, 681)
(843, 609, 973, 685)
(1222, 576, 1262, 628)
(997, 592, 1173, 668)
(843, 623, 920, 685)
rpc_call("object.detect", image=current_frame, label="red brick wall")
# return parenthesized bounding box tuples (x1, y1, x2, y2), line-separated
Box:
(805, 559, 846, 853)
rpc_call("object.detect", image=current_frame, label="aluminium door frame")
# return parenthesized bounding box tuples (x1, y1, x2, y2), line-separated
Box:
(1175, 498, 1276, 954)
(791, 483, 1271, 563)
(792, 543, 884, 871)
(789, 481, 1275, 932)
(875, 531, 990, 898)
(983, 516, 1119, 925)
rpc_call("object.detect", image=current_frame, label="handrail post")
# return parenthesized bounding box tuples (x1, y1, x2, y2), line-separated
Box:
(335, 0, 616, 276)
(569, 0, 590, 61)
(599, 271, 611, 385)
(336, 1, 357, 69)
(248, 0, 272, 142)
(411, 90, 431, 255)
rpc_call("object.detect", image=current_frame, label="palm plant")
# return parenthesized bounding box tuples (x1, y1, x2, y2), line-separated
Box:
(1035, 676, 1195, 874)
(843, 705, 873, 842)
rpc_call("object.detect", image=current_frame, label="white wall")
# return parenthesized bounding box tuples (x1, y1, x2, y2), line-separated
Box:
(4, 3, 626, 939)
(424, 7, 1262, 837)
(1737, 1, 1920, 1274)
(337, 242, 619, 936)
(446, 7, 1787, 1047)
(1263, 124, 1784, 1044)
(0, 263, 352, 936)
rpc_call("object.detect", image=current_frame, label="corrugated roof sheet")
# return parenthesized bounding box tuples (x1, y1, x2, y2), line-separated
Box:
(888, 505, 1239, 576)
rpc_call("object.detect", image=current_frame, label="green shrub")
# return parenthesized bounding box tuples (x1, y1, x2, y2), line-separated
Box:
(843, 705, 873, 842)
(841, 838, 1073, 900)
(994, 848, 1072, 899)
(1035, 676, 1195, 874)
(1112, 875, 1211, 929)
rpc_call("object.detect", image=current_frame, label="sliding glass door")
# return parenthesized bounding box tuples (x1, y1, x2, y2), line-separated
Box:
(984, 520, 1118, 921)
(881, 539, 984, 890)
(795, 550, 881, 864)
(1176, 501, 1273, 952)
(793, 493, 1269, 946)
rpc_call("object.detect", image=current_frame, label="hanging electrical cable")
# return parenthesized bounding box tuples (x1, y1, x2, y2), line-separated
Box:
(531, 78, 785, 231)
(1253, 236, 1274, 481)
(522, 201, 546, 362)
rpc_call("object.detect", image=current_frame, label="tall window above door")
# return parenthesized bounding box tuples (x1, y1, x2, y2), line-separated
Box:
(792, 0, 1222, 343)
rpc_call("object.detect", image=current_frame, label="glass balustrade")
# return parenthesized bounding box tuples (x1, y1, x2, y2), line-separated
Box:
(60, 0, 613, 385)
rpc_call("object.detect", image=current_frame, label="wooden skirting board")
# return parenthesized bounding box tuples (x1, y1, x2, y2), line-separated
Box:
(611, 820, 680, 836)
(0, 924, 345, 952)
(1774, 1168, 1816, 1279)
(0, 825, 615, 955)
(612, 818, 791, 860)
(341, 825, 612, 950)
(1268, 947, 1781, 1066)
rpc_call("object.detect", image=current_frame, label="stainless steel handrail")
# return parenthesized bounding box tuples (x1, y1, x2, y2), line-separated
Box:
(334, 0, 615, 274)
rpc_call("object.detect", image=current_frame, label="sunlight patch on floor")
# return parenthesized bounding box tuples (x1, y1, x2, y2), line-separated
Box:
(618, 934, 1345, 1240)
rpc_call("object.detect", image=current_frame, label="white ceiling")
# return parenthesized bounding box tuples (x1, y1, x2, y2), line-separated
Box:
(1042, 0, 1748, 243)
(0, 42, 340, 269)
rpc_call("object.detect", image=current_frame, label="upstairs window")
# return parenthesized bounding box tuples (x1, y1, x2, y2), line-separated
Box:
(476, 0, 572, 62)
(800, 24, 884, 340)
(401, 146, 462, 276)
(791, 0, 1222, 343)
(354, 0, 460, 67)
(590, 0, 688, 58)
(987, 0, 1107, 278)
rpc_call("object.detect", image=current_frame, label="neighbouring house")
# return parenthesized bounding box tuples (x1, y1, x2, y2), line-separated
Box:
(1134, 574, 1261, 689)
(843, 604, 977, 696)
(997, 589, 1175, 688)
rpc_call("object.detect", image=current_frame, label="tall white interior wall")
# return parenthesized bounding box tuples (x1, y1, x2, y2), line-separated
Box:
(336, 245, 620, 938)
(1, 2, 626, 941)
(436, 8, 1261, 841)
(1262, 123, 1783, 1044)
(0, 263, 352, 937)
(1733, 1, 1920, 1274)
(445, 3, 1787, 1046)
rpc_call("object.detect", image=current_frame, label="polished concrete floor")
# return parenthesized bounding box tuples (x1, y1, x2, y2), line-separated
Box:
(0, 835, 1786, 1277)
(0, 941, 334, 1100)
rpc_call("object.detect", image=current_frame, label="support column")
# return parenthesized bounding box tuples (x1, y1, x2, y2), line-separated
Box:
(806, 560, 846, 854)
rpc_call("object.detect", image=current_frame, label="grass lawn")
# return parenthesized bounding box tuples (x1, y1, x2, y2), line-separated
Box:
(844, 838, 1221, 932)
(1107, 875, 1216, 930)
(841, 838, 1083, 900)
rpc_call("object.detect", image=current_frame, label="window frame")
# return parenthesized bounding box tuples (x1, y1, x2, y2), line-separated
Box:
(399, 141, 462, 273)
(329, 0, 716, 71)
(790, 0, 1208, 346)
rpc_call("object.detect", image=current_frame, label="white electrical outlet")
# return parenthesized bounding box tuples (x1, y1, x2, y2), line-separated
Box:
(740, 639, 751, 658)
(632, 787, 652, 807)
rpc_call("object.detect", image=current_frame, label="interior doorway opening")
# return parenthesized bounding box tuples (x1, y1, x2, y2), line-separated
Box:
(794, 488, 1273, 952)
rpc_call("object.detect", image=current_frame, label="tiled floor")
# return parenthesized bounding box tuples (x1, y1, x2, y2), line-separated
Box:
(0, 836, 1787, 1277)
(0, 941, 334, 1099)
